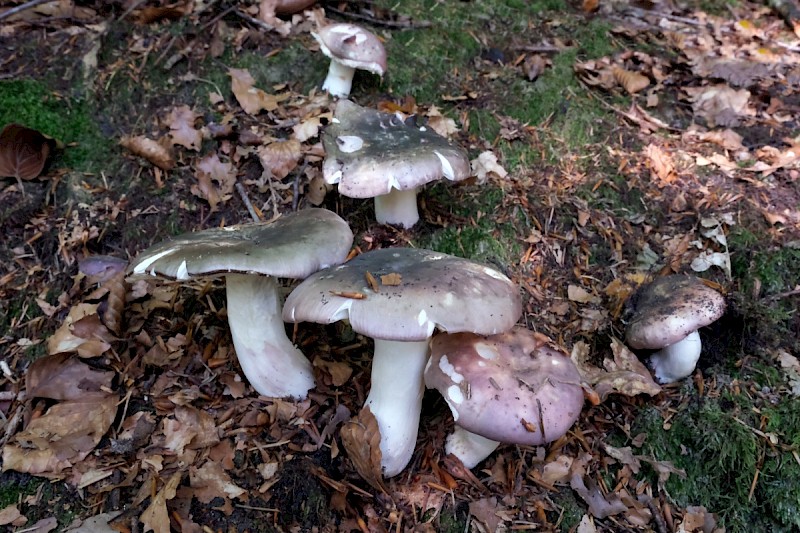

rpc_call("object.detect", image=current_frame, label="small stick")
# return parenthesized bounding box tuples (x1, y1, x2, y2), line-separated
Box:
(233, 8, 279, 32)
(236, 181, 261, 223)
(0, 0, 51, 22)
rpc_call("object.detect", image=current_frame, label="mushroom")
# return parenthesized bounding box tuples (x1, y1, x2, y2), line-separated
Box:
(424, 328, 585, 468)
(312, 23, 387, 98)
(282, 248, 522, 476)
(625, 275, 726, 384)
(323, 100, 470, 228)
(127, 208, 353, 399)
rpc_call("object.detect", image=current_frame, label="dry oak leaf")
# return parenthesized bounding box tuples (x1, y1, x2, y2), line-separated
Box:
(257, 138, 302, 179)
(571, 338, 661, 402)
(119, 135, 175, 170)
(685, 85, 754, 128)
(0, 123, 57, 184)
(190, 461, 247, 515)
(166, 105, 203, 151)
(47, 303, 114, 357)
(471, 150, 508, 184)
(141, 471, 182, 533)
(229, 68, 288, 115)
(570, 453, 628, 519)
(644, 143, 677, 187)
(258, 0, 293, 35)
(191, 153, 236, 211)
(2, 396, 118, 476)
(313, 357, 353, 386)
(469, 497, 504, 533)
(340, 406, 386, 493)
(611, 66, 650, 94)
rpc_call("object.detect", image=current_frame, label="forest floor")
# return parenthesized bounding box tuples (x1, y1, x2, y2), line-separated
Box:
(1, 0, 800, 532)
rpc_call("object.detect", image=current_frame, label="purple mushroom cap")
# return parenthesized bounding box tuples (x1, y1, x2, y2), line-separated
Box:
(425, 328, 584, 445)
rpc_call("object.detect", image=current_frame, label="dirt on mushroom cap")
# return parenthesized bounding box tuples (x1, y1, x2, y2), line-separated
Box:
(283, 248, 521, 341)
(625, 275, 726, 349)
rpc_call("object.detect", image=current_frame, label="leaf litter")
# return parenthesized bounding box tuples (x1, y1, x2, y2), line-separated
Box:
(1, 0, 800, 531)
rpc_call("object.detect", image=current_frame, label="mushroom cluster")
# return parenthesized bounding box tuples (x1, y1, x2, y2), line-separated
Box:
(283, 247, 522, 476)
(119, 16, 733, 488)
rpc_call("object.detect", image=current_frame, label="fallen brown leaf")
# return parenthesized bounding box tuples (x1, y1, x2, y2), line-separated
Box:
(611, 66, 650, 94)
(47, 303, 114, 357)
(2, 396, 118, 476)
(119, 135, 175, 170)
(340, 406, 386, 492)
(229, 68, 288, 115)
(141, 471, 182, 533)
(0, 123, 56, 184)
(166, 105, 202, 151)
(26, 353, 114, 400)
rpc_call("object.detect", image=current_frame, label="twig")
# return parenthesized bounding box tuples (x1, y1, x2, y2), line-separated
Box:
(624, 7, 707, 27)
(325, 6, 431, 29)
(118, 0, 147, 21)
(0, 0, 50, 22)
(763, 286, 800, 301)
(511, 44, 565, 54)
(233, 7, 280, 33)
(235, 182, 261, 223)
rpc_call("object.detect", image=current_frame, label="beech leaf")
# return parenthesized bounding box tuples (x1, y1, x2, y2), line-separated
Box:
(0, 123, 56, 183)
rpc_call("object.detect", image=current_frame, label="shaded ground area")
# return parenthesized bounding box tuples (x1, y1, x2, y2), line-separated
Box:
(1, 0, 800, 531)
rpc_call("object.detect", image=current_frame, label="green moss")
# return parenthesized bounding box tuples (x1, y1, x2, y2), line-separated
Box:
(416, 186, 520, 264)
(0, 80, 110, 172)
(633, 389, 800, 532)
(728, 227, 800, 350)
(551, 488, 585, 531)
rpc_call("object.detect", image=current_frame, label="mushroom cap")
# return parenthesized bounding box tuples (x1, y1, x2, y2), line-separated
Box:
(424, 328, 584, 445)
(625, 275, 726, 350)
(312, 23, 387, 76)
(127, 208, 354, 281)
(282, 248, 521, 341)
(322, 100, 470, 198)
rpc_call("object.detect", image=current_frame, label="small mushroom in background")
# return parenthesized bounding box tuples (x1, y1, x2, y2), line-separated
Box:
(424, 328, 585, 469)
(625, 275, 726, 384)
(127, 208, 354, 399)
(283, 247, 522, 476)
(323, 100, 470, 228)
(312, 23, 387, 98)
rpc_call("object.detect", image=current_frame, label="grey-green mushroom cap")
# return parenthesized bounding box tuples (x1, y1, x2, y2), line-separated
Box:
(127, 208, 354, 281)
(625, 275, 726, 350)
(322, 100, 470, 198)
(283, 248, 522, 341)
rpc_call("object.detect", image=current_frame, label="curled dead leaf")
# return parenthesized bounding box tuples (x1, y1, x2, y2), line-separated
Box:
(340, 406, 386, 492)
(611, 66, 650, 94)
(119, 135, 175, 170)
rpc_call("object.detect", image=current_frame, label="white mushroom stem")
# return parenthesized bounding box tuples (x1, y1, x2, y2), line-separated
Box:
(649, 330, 702, 384)
(374, 188, 420, 228)
(445, 427, 501, 469)
(322, 60, 356, 98)
(225, 274, 315, 399)
(365, 338, 429, 477)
